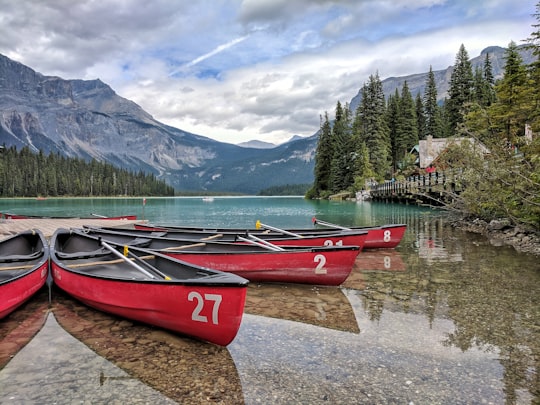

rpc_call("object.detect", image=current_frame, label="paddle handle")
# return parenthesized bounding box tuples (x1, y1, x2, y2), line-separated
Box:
(101, 241, 158, 279)
(236, 235, 285, 252)
(255, 220, 303, 238)
(312, 217, 351, 230)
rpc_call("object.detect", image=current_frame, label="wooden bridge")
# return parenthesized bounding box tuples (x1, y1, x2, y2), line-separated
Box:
(368, 171, 462, 206)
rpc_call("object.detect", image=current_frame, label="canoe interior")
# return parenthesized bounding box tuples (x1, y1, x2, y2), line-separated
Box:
(0, 231, 46, 284)
(52, 230, 249, 285)
(78, 228, 358, 253)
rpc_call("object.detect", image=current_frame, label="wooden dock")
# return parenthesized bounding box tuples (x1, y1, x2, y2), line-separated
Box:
(0, 219, 144, 239)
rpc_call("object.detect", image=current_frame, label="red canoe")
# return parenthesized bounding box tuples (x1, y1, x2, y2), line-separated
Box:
(50, 228, 249, 346)
(0, 230, 49, 319)
(133, 221, 405, 249)
(77, 227, 361, 286)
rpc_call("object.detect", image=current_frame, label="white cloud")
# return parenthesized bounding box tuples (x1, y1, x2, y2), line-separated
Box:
(0, 0, 536, 145)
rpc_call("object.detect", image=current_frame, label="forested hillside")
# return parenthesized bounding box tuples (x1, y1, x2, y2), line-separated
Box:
(0, 146, 174, 197)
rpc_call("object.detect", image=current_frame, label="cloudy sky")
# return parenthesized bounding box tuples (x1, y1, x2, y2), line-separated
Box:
(0, 1, 536, 145)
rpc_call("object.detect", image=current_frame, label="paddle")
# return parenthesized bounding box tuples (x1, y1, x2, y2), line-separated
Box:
(236, 234, 286, 252)
(100, 240, 166, 280)
(311, 217, 351, 231)
(255, 220, 303, 238)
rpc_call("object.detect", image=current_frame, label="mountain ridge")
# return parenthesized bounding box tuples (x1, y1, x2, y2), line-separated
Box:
(0, 45, 532, 193)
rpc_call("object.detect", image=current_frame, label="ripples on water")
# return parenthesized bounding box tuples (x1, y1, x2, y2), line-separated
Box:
(0, 197, 539, 404)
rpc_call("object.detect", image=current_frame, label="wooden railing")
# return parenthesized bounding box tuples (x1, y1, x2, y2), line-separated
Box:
(368, 170, 462, 205)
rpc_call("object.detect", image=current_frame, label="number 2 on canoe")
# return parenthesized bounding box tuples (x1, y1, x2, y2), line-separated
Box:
(188, 292, 222, 324)
(314, 254, 327, 274)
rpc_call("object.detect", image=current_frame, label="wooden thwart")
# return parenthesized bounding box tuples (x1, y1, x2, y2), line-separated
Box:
(0, 264, 35, 271)
(68, 255, 155, 269)
(161, 242, 206, 251)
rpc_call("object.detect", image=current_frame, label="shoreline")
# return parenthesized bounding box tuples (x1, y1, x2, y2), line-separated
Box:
(449, 217, 540, 257)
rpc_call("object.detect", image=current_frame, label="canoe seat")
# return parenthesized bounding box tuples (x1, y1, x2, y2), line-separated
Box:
(126, 237, 153, 248)
(55, 247, 111, 260)
(0, 249, 44, 263)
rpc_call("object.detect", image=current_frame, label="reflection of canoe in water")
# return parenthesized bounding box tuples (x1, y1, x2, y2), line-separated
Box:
(354, 250, 406, 272)
(50, 291, 243, 404)
(0, 289, 49, 369)
(244, 284, 360, 334)
(341, 250, 406, 290)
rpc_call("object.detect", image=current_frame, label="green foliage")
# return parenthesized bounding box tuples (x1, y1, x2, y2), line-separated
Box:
(0, 145, 175, 197)
(259, 183, 311, 196)
(310, 8, 540, 230)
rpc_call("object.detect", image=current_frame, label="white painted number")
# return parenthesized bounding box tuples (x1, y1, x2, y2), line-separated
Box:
(323, 239, 343, 246)
(314, 254, 327, 274)
(383, 255, 391, 269)
(188, 292, 223, 324)
(383, 230, 392, 243)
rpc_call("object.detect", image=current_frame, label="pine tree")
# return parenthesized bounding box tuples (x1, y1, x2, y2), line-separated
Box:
(386, 90, 401, 173)
(357, 73, 390, 178)
(310, 112, 333, 197)
(424, 66, 442, 138)
(415, 92, 426, 140)
(397, 81, 418, 165)
(525, 1, 540, 132)
(447, 44, 474, 132)
(329, 101, 352, 192)
(489, 41, 529, 144)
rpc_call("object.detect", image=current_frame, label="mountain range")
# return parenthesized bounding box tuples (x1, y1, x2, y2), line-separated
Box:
(0, 46, 532, 193)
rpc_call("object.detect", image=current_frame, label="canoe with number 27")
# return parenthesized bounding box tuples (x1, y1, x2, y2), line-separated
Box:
(49, 228, 249, 346)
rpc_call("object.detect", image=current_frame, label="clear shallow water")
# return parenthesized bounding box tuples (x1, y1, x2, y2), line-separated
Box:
(0, 197, 538, 404)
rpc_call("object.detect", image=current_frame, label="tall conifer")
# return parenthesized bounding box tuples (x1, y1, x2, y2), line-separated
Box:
(447, 44, 474, 132)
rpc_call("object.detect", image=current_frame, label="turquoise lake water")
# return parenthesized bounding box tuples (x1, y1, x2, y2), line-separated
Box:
(0, 197, 538, 404)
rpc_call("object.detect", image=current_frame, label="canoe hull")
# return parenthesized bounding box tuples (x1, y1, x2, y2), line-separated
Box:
(78, 227, 360, 285)
(164, 247, 359, 286)
(134, 223, 405, 249)
(363, 224, 407, 249)
(0, 262, 48, 319)
(51, 263, 246, 346)
(0, 230, 49, 319)
(49, 229, 249, 346)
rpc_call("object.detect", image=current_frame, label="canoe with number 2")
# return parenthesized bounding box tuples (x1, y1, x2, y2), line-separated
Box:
(76, 227, 360, 286)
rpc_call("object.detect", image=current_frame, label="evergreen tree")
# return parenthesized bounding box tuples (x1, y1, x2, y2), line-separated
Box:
(415, 92, 426, 140)
(329, 101, 353, 192)
(396, 81, 418, 166)
(447, 44, 474, 132)
(489, 41, 529, 144)
(386, 90, 401, 173)
(310, 112, 333, 197)
(424, 66, 442, 138)
(525, 1, 540, 133)
(357, 73, 390, 178)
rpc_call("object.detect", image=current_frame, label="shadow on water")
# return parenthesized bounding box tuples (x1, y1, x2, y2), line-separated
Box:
(245, 283, 359, 334)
